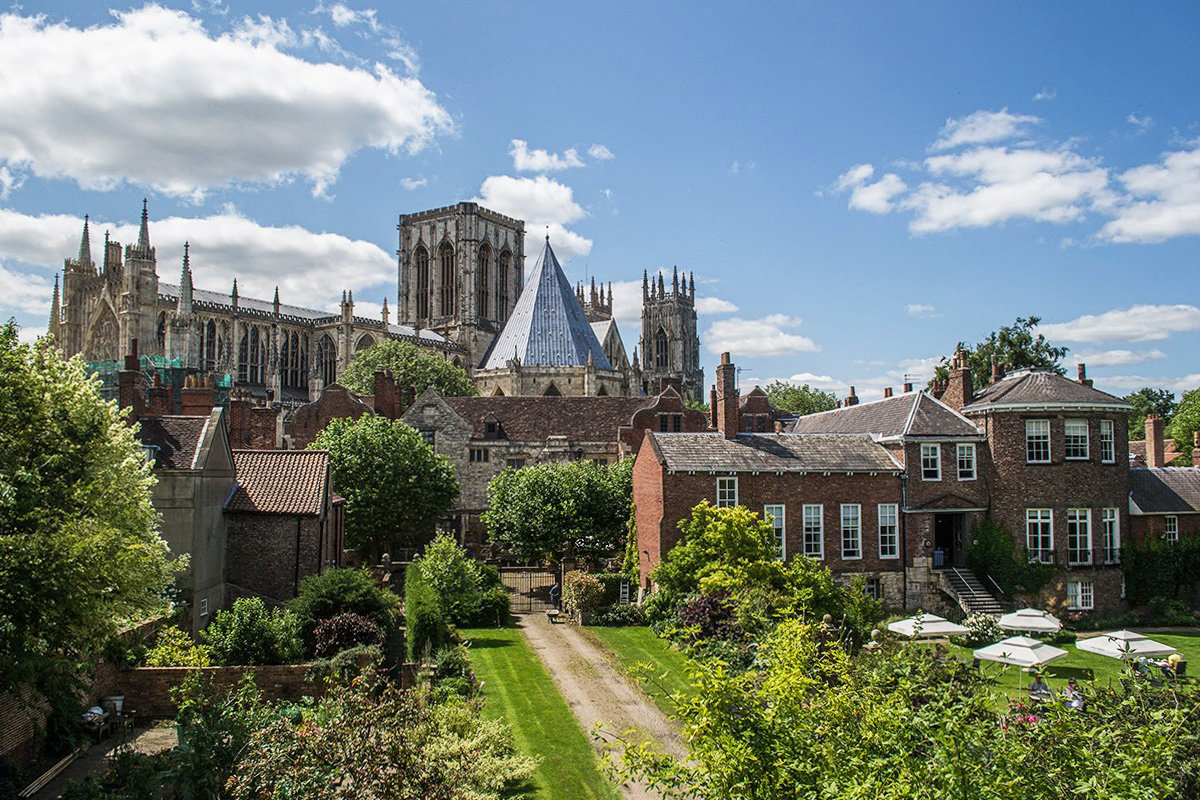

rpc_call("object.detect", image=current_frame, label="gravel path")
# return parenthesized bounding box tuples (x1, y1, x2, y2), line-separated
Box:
(517, 613, 686, 800)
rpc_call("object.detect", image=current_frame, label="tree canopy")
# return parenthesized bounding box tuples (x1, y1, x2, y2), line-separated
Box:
(311, 415, 458, 558)
(761, 381, 837, 416)
(483, 458, 633, 564)
(339, 338, 477, 402)
(1125, 387, 1178, 440)
(0, 323, 176, 696)
(1169, 387, 1199, 466)
(932, 315, 1069, 388)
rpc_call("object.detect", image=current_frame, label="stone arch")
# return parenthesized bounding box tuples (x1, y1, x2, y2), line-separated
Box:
(438, 241, 456, 317)
(596, 384, 608, 396)
(498, 249, 512, 322)
(655, 326, 670, 370)
(490, 386, 505, 396)
(355, 333, 375, 353)
(316, 334, 337, 386)
(476, 243, 491, 319)
(156, 312, 167, 351)
(414, 245, 430, 320)
(202, 319, 217, 370)
(83, 304, 119, 362)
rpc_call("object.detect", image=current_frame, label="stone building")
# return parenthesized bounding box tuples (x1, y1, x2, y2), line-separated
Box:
(51, 201, 462, 407)
(639, 267, 703, 401)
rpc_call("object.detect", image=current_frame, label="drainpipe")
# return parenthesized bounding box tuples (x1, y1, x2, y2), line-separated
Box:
(901, 472, 909, 610)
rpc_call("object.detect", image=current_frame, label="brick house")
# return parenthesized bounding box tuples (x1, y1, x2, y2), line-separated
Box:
(404, 383, 710, 552)
(1129, 414, 1200, 546)
(224, 450, 344, 604)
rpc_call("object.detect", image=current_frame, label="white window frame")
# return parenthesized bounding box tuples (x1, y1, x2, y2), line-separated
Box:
(841, 504, 862, 560)
(1099, 420, 1115, 463)
(1067, 508, 1092, 566)
(199, 598, 209, 618)
(1102, 508, 1120, 564)
(1026, 419, 1051, 463)
(1067, 580, 1094, 611)
(1026, 508, 1054, 563)
(802, 504, 824, 559)
(878, 503, 899, 560)
(1165, 515, 1179, 543)
(764, 504, 786, 560)
(716, 476, 738, 508)
(920, 443, 941, 481)
(956, 442, 976, 481)
(1064, 420, 1090, 460)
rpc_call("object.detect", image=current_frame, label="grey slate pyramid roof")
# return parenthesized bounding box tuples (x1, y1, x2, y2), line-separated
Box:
(481, 239, 612, 370)
(787, 391, 981, 439)
(962, 368, 1131, 412)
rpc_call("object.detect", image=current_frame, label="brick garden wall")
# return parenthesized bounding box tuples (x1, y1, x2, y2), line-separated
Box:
(98, 665, 323, 718)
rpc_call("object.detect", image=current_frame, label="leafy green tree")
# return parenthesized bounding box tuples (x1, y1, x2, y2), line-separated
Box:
(417, 533, 509, 625)
(312, 415, 458, 558)
(201, 597, 303, 666)
(339, 338, 477, 402)
(761, 381, 837, 416)
(1169, 387, 1199, 466)
(1125, 387, 1178, 440)
(289, 567, 400, 648)
(0, 323, 176, 699)
(931, 315, 1069, 388)
(483, 458, 633, 563)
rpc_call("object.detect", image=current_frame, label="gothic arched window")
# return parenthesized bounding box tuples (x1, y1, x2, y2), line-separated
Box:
(157, 312, 167, 351)
(414, 246, 430, 319)
(237, 332, 248, 382)
(498, 250, 511, 322)
(248, 327, 261, 383)
(438, 242, 456, 318)
(316, 334, 337, 386)
(476, 244, 491, 320)
(203, 320, 217, 370)
(655, 326, 669, 370)
(355, 334, 374, 353)
(279, 333, 291, 388)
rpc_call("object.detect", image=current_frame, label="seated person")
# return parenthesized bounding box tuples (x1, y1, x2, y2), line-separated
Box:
(1167, 652, 1186, 677)
(932, 643, 950, 663)
(1028, 673, 1052, 701)
(1062, 678, 1085, 710)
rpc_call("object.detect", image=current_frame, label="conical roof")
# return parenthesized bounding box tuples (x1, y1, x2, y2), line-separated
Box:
(481, 239, 612, 370)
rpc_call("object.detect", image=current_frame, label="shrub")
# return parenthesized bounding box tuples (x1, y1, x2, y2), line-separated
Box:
(591, 572, 629, 606)
(405, 562, 448, 662)
(678, 592, 743, 643)
(172, 673, 271, 799)
(432, 645, 480, 702)
(563, 571, 605, 615)
(289, 568, 400, 650)
(949, 613, 1002, 648)
(144, 626, 213, 667)
(417, 533, 510, 625)
(201, 598, 304, 666)
(307, 644, 384, 684)
(592, 603, 645, 627)
(312, 612, 383, 658)
(1038, 628, 1078, 646)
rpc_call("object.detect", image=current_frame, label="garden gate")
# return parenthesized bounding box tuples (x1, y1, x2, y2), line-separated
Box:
(500, 567, 556, 614)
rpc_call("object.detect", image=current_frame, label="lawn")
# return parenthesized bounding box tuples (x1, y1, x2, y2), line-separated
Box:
(941, 631, 1200, 706)
(584, 625, 697, 716)
(460, 626, 621, 800)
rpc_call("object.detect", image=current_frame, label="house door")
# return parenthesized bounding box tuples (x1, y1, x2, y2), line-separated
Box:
(933, 513, 965, 569)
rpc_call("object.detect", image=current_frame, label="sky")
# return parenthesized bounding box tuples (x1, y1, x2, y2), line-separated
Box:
(2, 1, 1199, 400)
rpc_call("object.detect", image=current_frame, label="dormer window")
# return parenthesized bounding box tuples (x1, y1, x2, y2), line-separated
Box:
(484, 420, 500, 439)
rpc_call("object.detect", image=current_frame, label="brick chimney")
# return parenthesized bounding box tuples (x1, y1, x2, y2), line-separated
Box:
(991, 361, 1003, 384)
(941, 348, 974, 411)
(903, 382, 913, 393)
(1193, 431, 1200, 465)
(118, 339, 146, 421)
(373, 368, 402, 420)
(1146, 413, 1165, 468)
(709, 385, 718, 428)
(883, 387, 893, 398)
(845, 386, 859, 406)
(658, 376, 683, 396)
(1077, 363, 1093, 388)
(181, 374, 216, 417)
(716, 352, 739, 439)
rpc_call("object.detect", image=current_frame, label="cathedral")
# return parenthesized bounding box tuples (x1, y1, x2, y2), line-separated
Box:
(50, 199, 705, 404)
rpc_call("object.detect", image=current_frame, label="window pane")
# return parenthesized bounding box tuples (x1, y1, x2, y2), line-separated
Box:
(956, 443, 975, 480)
(1102, 508, 1120, 564)
(878, 503, 899, 559)
(1065, 420, 1089, 459)
(1100, 420, 1115, 463)
(716, 477, 738, 508)
(765, 505, 786, 560)
(841, 504, 861, 559)
(1026, 419, 1050, 463)
(921, 444, 941, 480)
(1067, 509, 1091, 565)
(803, 504, 823, 559)
(1026, 509, 1053, 563)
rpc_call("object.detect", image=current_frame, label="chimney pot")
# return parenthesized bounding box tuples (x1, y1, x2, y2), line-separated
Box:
(883, 387, 893, 398)
(846, 386, 859, 407)
(903, 382, 913, 393)
(1146, 413, 1166, 468)
(1077, 363, 1087, 382)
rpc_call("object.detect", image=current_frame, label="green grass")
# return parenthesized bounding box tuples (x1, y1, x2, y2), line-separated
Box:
(584, 625, 697, 716)
(942, 631, 1200, 706)
(461, 626, 621, 800)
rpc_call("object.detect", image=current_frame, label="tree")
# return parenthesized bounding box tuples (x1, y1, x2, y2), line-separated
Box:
(0, 323, 176, 699)
(311, 415, 458, 558)
(1169, 387, 1200, 466)
(931, 315, 1068, 388)
(762, 381, 837, 416)
(1125, 387, 1178, 440)
(483, 458, 633, 564)
(416, 533, 509, 626)
(339, 338, 477, 402)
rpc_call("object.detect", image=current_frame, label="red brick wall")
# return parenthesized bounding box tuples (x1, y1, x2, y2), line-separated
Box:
(286, 385, 372, 450)
(1130, 514, 1200, 547)
(633, 441, 667, 589)
(100, 665, 323, 718)
(0, 690, 47, 766)
(901, 440, 992, 510)
(621, 391, 711, 453)
(226, 514, 327, 603)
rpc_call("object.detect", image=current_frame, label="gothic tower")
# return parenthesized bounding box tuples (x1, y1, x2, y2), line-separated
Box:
(640, 266, 703, 401)
(121, 199, 161, 357)
(397, 202, 525, 370)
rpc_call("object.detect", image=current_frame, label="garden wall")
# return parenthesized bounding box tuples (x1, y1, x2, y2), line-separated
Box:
(99, 665, 323, 718)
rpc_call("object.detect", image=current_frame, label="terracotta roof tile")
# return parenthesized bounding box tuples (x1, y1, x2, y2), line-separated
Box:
(226, 450, 329, 516)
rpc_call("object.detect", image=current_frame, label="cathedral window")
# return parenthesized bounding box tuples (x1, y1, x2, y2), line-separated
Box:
(316, 334, 337, 386)
(355, 334, 374, 353)
(477, 244, 491, 320)
(237, 332, 248, 382)
(248, 327, 262, 383)
(415, 246, 430, 319)
(498, 251, 511, 321)
(157, 312, 167, 351)
(439, 242, 456, 317)
(203, 320, 217, 370)
(655, 327, 669, 370)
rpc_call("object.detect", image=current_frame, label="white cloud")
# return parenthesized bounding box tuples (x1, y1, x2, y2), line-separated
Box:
(1127, 113, 1154, 132)
(695, 297, 738, 315)
(704, 314, 819, 358)
(1074, 348, 1167, 367)
(0, 261, 53, 316)
(0, 204, 394, 314)
(587, 144, 614, 160)
(16, 324, 47, 343)
(400, 176, 427, 190)
(509, 139, 585, 172)
(1098, 143, 1200, 243)
(907, 303, 936, 317)
(0, 6, 452, 199)
(1032, 88, 1056, 102)
(835, 164, 907, 214)
(1096, 373, 1200, 395)
(473, 175, 592, 260)
(1038, 304, 1200, 344)
(744, 372, 840, 392)
(932, 109, 1041, 150)
(0, 167, 23, 199)
(729, 160, 757, 175)
(746, 356, 939, 400)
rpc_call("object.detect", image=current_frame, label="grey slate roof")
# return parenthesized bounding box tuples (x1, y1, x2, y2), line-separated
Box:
(137, 416, 210, 470)
(787, 391, 980, 438)
(1130, 468, 1200, 514)
(962, 368, 1131, 412)
(648, 432, 903, 473)
(481, 240, 612, 370)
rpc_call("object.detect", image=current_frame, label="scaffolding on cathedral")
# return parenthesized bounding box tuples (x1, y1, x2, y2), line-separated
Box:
(86, 355, 232, 406)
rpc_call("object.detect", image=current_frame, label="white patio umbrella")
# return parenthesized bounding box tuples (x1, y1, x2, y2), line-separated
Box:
(887, 613, 969, 639)
(973, 636, 1069, 670)
(1077, 630, 1177, 660)
(998, 608, 1062, 634)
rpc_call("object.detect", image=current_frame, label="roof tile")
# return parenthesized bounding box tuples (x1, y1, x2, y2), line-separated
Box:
(649, 432, 902, 473)
(226, 450, 329, 516)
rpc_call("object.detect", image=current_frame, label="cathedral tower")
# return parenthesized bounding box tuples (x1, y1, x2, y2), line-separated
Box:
(397, 202, 525, 370)
(640, 267, 703, 401)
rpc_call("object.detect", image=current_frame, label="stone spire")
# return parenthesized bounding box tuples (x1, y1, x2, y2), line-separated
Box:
(177, 243, 193, 316)
(657, 273, 665, 299)
(382, 297, 390, 326)
(672, 265, 679, 295)
(231, 278, 239, 308)
(76, 215, 94, 269)
(136, 198, 151, 252)
(49, 274, 60, 334)
(642, 270, 649, 300)
(273, 286, 280, 316)
(689, 271, 695, 298)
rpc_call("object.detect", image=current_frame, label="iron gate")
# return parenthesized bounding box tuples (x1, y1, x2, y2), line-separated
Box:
(500, 568, 556, 614)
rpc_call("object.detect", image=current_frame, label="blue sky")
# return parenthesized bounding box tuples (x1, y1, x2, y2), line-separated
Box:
(2, 1, 1198, 399)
